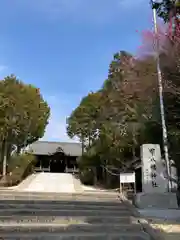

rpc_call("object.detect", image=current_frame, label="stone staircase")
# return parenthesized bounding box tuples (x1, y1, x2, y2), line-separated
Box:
(0, 191, 152, 239)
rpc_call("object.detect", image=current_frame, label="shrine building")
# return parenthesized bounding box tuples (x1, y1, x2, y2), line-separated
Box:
(28, 141, 82, 173)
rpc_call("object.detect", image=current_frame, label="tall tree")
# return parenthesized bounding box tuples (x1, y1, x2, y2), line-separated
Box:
(151, 0, 180, 22)
(139, 23, 180, 173)
(67, 50, 161, 187)
(67, 91, 102, 147)
(0, 75, 50, 175)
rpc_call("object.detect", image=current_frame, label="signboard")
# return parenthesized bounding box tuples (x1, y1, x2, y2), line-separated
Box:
(141, 144, 167, 193)
(120, 172, 135, 183)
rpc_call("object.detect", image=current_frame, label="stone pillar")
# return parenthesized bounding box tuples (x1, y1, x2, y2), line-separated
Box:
(40, 159, 42, 171)
(141, 144, 167, 193)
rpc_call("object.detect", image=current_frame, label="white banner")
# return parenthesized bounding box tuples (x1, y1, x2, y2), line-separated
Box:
(120, 172, 135, 183)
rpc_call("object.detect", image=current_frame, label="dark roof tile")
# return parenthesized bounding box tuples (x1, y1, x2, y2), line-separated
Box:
(29, 141, 82, 156)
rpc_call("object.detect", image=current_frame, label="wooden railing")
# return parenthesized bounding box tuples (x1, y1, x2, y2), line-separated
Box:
(34, 167, 79, 173)
(35, 167, 50, 172)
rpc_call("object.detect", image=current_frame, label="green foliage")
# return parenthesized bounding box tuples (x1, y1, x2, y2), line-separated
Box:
(79, 168, 94, 185)
(67, 91, 102, 144)
(0, 75, 50, 149)
(151, 0, 180, 22)
(66, 51, 160, 187)
(0, 153, 37, 186)
(0, 74, 50, 177)
(67, 34, 180, 187)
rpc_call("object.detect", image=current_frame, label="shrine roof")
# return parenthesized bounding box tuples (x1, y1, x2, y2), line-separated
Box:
(28, 141, 82, 157)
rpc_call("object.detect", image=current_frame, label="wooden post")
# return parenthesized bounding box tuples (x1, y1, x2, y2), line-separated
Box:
(65, 157, 67, 173)
(40, 159, 42, 172)
(48, 159, 50, 172)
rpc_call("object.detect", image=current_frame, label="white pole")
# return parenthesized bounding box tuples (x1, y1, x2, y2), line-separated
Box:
(152, 7, 172, 191)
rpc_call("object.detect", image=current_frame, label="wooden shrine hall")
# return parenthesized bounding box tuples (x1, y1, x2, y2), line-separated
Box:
(28, 141, 82, 173)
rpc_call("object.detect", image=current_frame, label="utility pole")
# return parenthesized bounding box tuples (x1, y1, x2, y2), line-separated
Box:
(151, 1, 172, 191)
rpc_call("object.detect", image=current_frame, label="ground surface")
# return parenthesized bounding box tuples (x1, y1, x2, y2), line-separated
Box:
(3, 173, 180, 239)
(13, 173, 83, 193)
(0, 190, 152, 239)
(139, 209, 180, 240)
(5, 172, 118, 193)
(126, 191, 180, 240)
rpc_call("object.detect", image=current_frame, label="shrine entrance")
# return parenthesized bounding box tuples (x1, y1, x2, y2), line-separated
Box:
(50, 159, 66, 173)
(34, 148, 78, 173)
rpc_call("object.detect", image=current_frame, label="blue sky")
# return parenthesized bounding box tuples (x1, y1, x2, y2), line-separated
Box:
(0, 0, 152, 142)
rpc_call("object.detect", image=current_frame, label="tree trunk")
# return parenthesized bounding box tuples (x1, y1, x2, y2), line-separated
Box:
(2, 140, 7, 176)
(0, 140, 5, 167)
(7, 142, 12, 163)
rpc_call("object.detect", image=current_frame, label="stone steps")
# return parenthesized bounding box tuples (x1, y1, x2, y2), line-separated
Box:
(0, 199, 123, 206)
(0, 192, 152, 239)
(0, 196, 118, 202)
(0, 191, 120, 202)
(0, 204, 127, 210)
(0, 232, 151, 239)
(0, 215, 136, 224)
(0, 223, 143, 233)
(0, 196, 120, 202)
(0, 215, 138, 226)
(0, 202, 127, 210)
(0, 209, 132, 217)
(0, 190, 119, 197)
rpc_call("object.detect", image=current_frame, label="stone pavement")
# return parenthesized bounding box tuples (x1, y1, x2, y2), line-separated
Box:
(138, 209, 180, 240)
(148, 218, 180, 240)
(124, 192, 180, 240)
(23, 173, 80, 193)
(0, 190, 153, 239)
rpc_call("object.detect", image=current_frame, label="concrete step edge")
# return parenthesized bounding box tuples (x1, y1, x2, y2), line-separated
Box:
(0, 190, 118, 194)
(0, 223, 143, 230)
(0, 215, 135, 222)
(0, 204, 127, 209)
(0, 232, 151, 239)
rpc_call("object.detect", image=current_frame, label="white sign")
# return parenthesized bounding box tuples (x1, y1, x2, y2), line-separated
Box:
(141, 144, 167, 193)
(120, 172, 135, 183)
